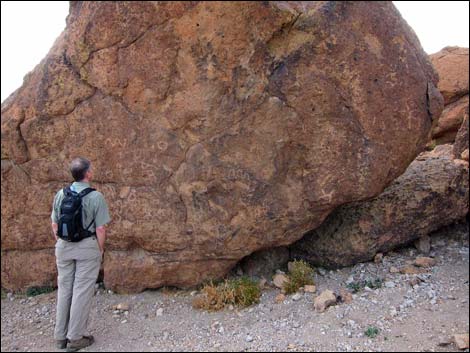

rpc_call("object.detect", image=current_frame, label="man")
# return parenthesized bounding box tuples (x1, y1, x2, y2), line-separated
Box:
(51, 157, 111, 352)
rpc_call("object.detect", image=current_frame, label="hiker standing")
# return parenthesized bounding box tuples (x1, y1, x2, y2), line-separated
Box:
(51, 157, 111, 351)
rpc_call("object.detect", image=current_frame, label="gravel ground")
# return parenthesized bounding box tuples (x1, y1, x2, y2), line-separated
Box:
(1, 224, 469, 352)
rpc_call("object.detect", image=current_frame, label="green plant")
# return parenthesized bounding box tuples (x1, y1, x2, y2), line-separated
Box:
(346, 278, 383, 293)
(365, 326, 379, 338)
(283, 260, 315, 294)
(26, 286, 55, 297)
(346, 282, 362, 293)
(192, 277, 260, 311)
(365, 278, 383, 290)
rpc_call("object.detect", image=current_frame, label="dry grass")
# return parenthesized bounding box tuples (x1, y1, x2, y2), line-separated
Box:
(283, 260, 315, 294)
(192, 277, 261, 311)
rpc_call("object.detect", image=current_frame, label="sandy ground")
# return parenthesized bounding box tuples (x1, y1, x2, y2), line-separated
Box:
(1, 223, 469, 352)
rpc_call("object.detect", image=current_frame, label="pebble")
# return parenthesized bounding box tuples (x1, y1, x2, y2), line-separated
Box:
(156, 308, 164, 316)
(246, 335, 253, 342)
(384, 281, 395, 288)
(292, 293, 302, 301)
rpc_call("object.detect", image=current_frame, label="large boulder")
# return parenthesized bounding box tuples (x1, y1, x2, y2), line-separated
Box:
(290, 145, 469, 268)
(1, 1, 443, 293)
(430, 47, 469, 105)
(429, 47, 469, 144)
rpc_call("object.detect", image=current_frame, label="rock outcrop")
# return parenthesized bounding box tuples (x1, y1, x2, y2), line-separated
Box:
(289, 145, 469, 268)
(454, 108, 469, 161)
(429, 47, 469, 144)
(1, 1, 442, 293)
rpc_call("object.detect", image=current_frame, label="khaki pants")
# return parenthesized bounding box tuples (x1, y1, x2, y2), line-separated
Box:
(54, 236, 101, 341)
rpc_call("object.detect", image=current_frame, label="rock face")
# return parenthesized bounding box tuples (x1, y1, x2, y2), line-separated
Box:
(430, 47, 469, 105)
(290, 145, 469, 268)
(429, 47, 469, 144)
(454, 108, 469, 160)
(239, 247, 290, 279)
(1, 2, 442, 293)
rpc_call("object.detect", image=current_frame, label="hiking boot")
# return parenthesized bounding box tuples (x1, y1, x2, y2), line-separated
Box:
(55, 339, 68, 349)
(66, 335, 94, 352)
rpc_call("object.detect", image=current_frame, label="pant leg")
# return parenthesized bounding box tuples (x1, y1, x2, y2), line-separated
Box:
(54, 246, 76, 340)
(67, 239, 101, 340)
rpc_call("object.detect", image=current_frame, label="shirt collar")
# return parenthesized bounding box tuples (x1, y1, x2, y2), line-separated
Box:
(72, 181, 91, 188)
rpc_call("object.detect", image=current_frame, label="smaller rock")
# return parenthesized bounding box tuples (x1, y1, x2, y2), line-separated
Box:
(121, 319, 127, 324)
(461, 149, 469, 161)
(190, 291, 198, 296)
(453, 334, 469, 350)
(409, 277, 422, 286)
(414, 236, 431, 254)
(389, 266, 400, 273)
(246, 335, 253, 343)
(275, 293, 286, 304)
(304, 285, 316, 293)
(384, 281, 395, 288)
(292, 293, 302, 301)
(374, 253, 383, 263)
(437, 337, 452, 347)
(272, 274, 288, 289)
(113, 302, 130, 311)
(414, 257, 436, 268)
(400, 265, 424, 275)
(338, 289, 353, 304)
(314, 290, 337, 312)
(259, 278, 267, 288)
(156, 308, 164, 316)
(7, 293, 14, 301)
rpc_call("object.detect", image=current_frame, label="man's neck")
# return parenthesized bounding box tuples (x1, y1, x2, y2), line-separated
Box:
(75, 179, 90, 184)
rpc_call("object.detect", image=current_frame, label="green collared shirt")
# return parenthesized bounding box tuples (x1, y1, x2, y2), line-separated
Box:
(51, 181, 111, 233)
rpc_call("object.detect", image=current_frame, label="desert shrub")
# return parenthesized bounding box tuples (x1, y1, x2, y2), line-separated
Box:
(283, 260, 314, 294)
(192, 277, 260, 311)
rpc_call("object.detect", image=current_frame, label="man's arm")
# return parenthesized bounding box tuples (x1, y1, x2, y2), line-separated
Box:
(51, 191, 60, 241)
(96, 225, 106, 255)
(51, 222, 58, 241)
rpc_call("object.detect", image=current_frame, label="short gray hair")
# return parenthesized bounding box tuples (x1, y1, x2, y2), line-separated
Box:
(70, 157, 91, 181)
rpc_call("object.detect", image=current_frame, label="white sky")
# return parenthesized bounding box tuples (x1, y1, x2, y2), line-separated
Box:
(1, 1, 469, 103)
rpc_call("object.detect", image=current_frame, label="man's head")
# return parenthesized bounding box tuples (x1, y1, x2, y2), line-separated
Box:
(70, 157, 92, 182)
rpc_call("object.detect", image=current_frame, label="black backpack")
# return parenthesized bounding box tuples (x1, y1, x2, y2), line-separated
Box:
(57, 186, 96, 242)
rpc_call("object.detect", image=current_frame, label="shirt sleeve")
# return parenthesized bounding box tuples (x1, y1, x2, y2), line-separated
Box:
(51, 191, 61, 223)
(94, 193, 111, 228)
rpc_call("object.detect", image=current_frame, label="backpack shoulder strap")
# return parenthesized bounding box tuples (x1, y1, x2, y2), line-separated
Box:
(78, 187, 96, 198)
(63, 186, 74, 196)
